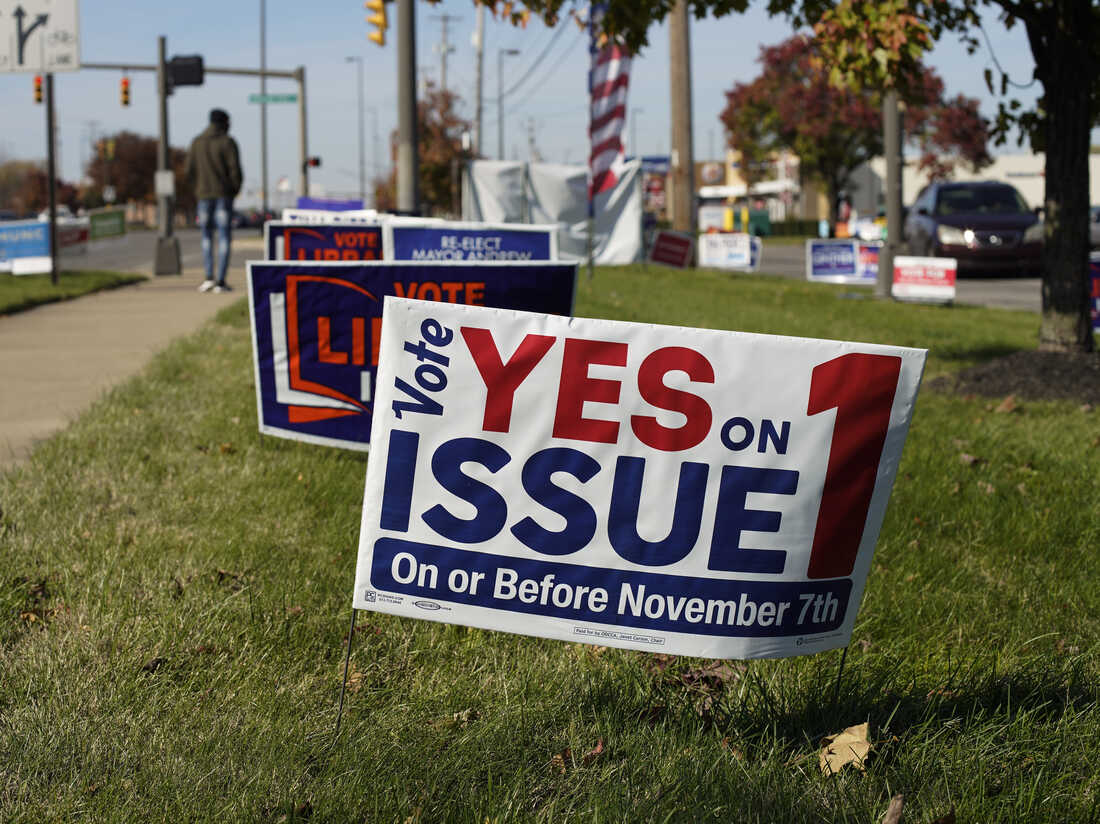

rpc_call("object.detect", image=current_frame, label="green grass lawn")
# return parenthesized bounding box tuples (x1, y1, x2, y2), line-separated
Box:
(2, 265, 1097, 822)
(0, 270, 147, 315)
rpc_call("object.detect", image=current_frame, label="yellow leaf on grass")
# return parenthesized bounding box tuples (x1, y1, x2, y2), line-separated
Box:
(819, 722, 871, 774)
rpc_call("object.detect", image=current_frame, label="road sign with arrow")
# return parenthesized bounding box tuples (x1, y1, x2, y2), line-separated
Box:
(0, 0, 80, 73)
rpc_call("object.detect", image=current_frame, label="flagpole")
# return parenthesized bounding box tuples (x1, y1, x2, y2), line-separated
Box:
(586, 5, 595, 281)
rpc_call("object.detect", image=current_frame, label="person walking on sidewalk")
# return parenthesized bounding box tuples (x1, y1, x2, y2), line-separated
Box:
(186, 109, 243, 293)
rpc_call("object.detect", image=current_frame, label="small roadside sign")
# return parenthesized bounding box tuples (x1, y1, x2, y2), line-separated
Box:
(0, 0, 80, 73)
(891, 256, 957, 304)
(154, 170, 175, 198)
(249, 93, 298, 104)
(649, 230, 694, 268)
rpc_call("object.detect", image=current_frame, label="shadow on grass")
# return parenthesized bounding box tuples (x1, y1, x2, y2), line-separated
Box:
(599, 651, 1095, 758)
(723, 654, 1096, 753)
(931, 343, 1028, 364)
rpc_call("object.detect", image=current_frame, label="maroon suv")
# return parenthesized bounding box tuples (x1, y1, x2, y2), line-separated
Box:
(903, 181, 1043, 276)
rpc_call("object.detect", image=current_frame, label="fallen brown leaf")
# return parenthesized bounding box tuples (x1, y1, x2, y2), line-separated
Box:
(881, 794, 904, 824)
(346, 668, 365, 693)
(719, 737, 744, 760)
(285, 605, 304, 616)
(581, 738, 605, 765)
(819, 722, 871, 774)
(550, 748, 571, 774)
(977, 481, 995, 495)
(218, 442, 235, 454)
(959, 452, 984, 466)
(930, 807, 956, 824)
(993, 395, 1018, 414)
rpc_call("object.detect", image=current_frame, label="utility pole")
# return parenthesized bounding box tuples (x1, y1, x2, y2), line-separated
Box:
(498, 48, 520, 160)
(879, 89, 902, 299)
(44, 73, 58, 285)
(369, 105, 380, 186)
(668, 0, 695, 238)
(347, 56, 366, 204)
(432, 13, 458, 92)
(297, 66, 309, 198)
(474, 4, 484, 155)
(154, 35, 181, 275)
(396, 0, 419, 213)
(260, 0, 269, 220)
(526, 117, 542, 162)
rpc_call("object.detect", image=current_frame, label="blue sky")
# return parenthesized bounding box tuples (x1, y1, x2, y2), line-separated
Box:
(0, 0, 1043, 205)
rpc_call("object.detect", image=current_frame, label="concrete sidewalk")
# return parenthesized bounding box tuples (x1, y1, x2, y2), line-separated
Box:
(0, 234, 265, 469)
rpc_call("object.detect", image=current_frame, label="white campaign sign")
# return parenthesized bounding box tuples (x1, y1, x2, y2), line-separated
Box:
(892, 255, 957, 303)
(354, 298, 926, 659)
(698, 233, 752, 270)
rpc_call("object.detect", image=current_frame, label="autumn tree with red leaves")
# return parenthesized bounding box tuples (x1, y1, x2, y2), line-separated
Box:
(720, 34, 991, 228)
(375, 83, 472, 216)
(82, 131, 193, 213)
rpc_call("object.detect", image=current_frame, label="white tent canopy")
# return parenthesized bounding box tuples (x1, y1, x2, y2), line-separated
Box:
(462, 160, 643, 264)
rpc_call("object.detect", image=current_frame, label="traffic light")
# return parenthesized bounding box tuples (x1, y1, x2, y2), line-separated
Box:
(33, 75, 43, 104)
(120, 76, 130, 106)
(365, 0, 387, 46)
(304, 156, 322, 170)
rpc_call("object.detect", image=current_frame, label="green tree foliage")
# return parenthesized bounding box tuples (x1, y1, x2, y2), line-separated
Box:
(490, 0, 1098, 352)
(721, 34, 992, 226)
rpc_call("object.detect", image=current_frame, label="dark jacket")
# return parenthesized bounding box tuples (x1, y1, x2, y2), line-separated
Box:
(186, 123, 243, 200)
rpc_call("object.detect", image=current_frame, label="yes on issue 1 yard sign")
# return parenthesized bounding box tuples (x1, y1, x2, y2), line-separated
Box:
(354, 299, 926, 659)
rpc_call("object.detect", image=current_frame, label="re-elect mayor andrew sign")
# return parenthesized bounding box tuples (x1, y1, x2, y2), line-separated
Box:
(354, 298, 926, 659)
(246, 262, 576, 450)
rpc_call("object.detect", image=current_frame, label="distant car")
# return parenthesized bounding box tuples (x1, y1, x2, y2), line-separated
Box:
(0, 208, 19, 221)
(1090, 205, 1100, 249)
(903, 181, 1042, 276)
(36, 204, 74, 221)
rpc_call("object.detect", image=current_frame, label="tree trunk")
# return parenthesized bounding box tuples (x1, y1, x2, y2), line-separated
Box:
(1027, 3, 1095, 353)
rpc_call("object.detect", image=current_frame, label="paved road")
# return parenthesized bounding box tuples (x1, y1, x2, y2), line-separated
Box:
(756, 241, 1041, 313)
(0, 230, 264, 469)
(1, 230, 1041, 470)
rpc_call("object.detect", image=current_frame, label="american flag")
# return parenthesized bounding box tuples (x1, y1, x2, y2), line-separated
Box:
(588, 6, 632, 198)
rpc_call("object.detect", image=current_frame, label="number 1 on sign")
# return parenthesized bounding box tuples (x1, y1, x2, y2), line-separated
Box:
(806, 353, 902, 579)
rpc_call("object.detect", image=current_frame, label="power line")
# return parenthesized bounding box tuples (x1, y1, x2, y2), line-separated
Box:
(501, 18, 572, 98)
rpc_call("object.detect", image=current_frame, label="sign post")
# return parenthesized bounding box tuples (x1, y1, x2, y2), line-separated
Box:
(3, 0, 80, 284)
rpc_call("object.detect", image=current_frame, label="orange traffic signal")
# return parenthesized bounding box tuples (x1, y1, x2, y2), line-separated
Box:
(33, 75, 43, 104)
(365, 0, 387, 46)
(120, 76, 130, 106)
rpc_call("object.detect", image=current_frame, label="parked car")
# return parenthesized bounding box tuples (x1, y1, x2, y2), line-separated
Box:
(903, 181, 1042, 276)
(1090, 205, 1100, 249)
(0, 208, 20, 221)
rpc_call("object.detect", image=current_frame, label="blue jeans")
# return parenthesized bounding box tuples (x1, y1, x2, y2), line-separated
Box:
(197, 197, 232, 284)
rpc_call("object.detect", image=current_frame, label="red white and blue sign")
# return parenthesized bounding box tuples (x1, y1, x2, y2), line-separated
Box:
(353, 298, 926, 659)
(386, 221, 558, 262)
(806, 239, 882, 285)
(892, 256, 957, 304)
(264, 221, 384, 262)
(246, 261, 577, 450)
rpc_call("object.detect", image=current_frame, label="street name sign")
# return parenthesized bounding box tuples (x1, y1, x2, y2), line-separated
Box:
(249, 93, 297, 104)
